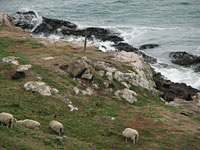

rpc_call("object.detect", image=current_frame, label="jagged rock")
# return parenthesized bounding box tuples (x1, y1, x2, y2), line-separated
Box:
(17, 64, 32, 71)
(11, 71, 26, 80)
(105, 72, 113, 81)
(98, 70, 105, 77)
(73, 87, 80, 95)
(169, 52, 200, 66)
(153, 73, 199, 102)
(139, 44, 159, 50)
(24, 81, 58, 96)
(2, 56, 19, 65)
(0, 11, 14, 27)
(115, 88, 137, 104)
(113, 51, 156, 91)
(81, 69, 93, 80)
(113, 42, 138, 52)
(67, 58, 88, 77)
(93, 61, 116, 73)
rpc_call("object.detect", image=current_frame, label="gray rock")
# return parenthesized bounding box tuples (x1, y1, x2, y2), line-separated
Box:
(81, 69, 93, 80)
(24, 81, 57, 96)
(17, 64, 32, 71)
(105, 72, 113, 81)
(0, 11, 14, 27)
(67, 58, 88, 77)
(115, 88, 137, 104)
(98, 70, 105, 77)
(73, 87, 80, 95)
(2, 56, 19, 65)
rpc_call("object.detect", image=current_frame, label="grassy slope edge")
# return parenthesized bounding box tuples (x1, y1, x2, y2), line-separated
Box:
(0, 26, 200, 150)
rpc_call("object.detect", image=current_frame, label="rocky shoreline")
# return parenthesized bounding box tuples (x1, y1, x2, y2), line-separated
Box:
(2, 11, 200, 102)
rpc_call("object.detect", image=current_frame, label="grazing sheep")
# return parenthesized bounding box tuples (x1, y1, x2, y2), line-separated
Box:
(16, 119, 40, 130)
(122, 128, 139, 144)
(49, 120, 63, 136)
(0, 112, 14, 128)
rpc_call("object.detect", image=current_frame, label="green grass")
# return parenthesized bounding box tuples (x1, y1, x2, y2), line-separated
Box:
(0, 35, 200, 150)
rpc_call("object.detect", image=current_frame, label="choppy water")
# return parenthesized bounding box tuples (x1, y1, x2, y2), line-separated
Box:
(1, 0, 200, 89)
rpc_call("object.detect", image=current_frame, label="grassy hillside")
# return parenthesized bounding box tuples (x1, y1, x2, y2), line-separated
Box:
(0, 26, 200, 150)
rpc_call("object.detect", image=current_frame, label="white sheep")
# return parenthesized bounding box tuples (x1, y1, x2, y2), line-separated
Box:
(0, 112, 14, 128)
(49, 120, 63, 136)
(122, 128, 139, 144)
(16, 119, 40, 130)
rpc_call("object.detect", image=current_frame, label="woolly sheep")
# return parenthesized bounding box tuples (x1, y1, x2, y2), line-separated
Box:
(0, 112, 14, 128)
(122, 128, 139, 144)
(49, 120, 63, 136)
(16, 119, 40, 130)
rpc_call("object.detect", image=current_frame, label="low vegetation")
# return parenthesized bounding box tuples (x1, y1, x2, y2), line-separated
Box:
(0, 26, 200, 150)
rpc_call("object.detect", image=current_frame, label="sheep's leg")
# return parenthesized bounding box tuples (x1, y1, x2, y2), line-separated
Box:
(126, 137, 128, 142)
(131, 136, 135, 144)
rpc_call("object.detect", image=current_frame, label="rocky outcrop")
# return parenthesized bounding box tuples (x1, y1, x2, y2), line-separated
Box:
(113, 51, 156, 91)
(0, 11, 14, 27)
(139, 44, 159, 50)
(67, 58, 89, 77)
(115, 88, 137, 104)
(24, 81, 59, 96)
(169, 52, 200, 66)
(153, 73, 199, 102)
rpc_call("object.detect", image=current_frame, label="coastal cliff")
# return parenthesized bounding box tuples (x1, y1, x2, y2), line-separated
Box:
(0, 12, 200, 150)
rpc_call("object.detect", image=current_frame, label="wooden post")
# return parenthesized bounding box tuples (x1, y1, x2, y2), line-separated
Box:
(84, 35, 87, 52)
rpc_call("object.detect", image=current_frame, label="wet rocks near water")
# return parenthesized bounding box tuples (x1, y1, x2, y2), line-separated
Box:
(139, 44, 159, 50)
(169, 52, 200, 72)
(153, 73, 199, 102)
(169, 52, 200, 66)
(0, 11, 14, 27)
(11, 71, 26, 80)
(12, 11, 157, 64)
(24, 81, 59, 96)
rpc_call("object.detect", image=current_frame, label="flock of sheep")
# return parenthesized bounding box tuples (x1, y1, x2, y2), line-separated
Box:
(0, 112, 139, 144)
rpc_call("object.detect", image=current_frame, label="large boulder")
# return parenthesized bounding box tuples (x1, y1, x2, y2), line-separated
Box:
(0, 11, 14, 27)
(114, 51, 156, 91)
(67, 58, 88, 77)
(153, 73, 199, 102)
(115, 88, 137, 104)
(24, 81, 58, 96)
(169, 52, 200, 66)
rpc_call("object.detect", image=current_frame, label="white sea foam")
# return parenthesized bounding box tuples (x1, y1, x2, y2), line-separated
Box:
(152, 64, 200, 90)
